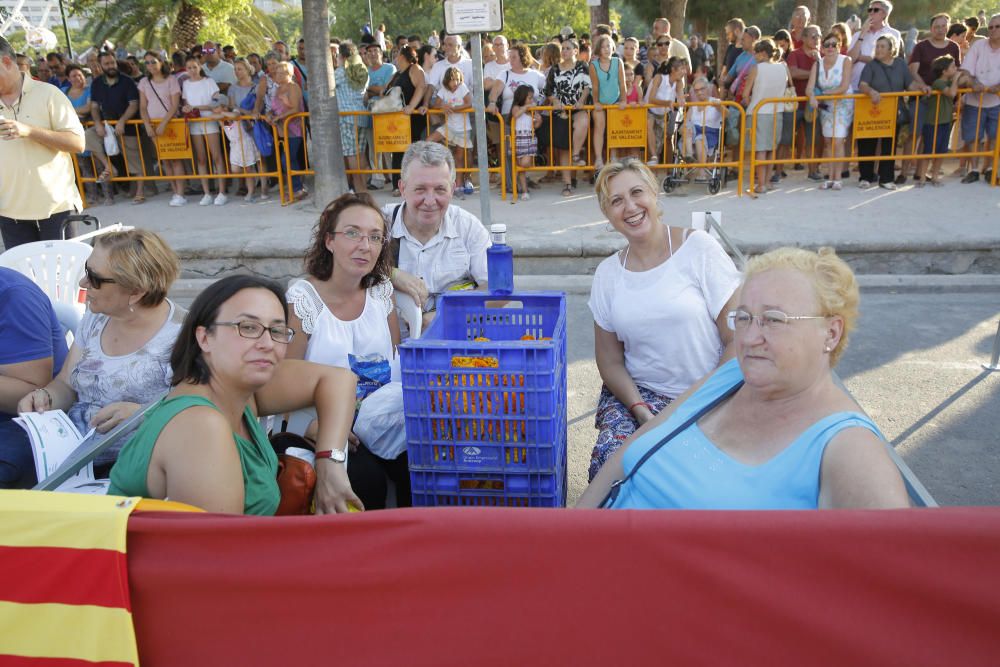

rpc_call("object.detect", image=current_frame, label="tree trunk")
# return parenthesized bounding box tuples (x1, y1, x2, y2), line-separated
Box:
(589, 2, 609, 35)
(660, 0, 688, 39)
(816, 0, 838, 33)
(804, 0, 819, 25)
(302, 0, 347, 208)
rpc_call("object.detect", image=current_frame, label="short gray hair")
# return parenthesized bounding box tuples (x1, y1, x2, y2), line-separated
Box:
(0, 36, 16, 61)
(873, 0, 893, 15)
(401, 141, 456, 181)
(803, 24, 822, 38)
(745, 25, 762, 40)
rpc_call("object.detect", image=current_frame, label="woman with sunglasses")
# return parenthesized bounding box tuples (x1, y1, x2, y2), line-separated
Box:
(807, 32, 855, 190)
(17, 230, 184, 474)
(578, 246, 909, 510)
(108, 274, 360, 515)
(284, 193, 406, 510)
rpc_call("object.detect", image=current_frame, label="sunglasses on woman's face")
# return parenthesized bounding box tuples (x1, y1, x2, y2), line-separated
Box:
(84, 263, 116, 289)
(823, 41, 839, 48)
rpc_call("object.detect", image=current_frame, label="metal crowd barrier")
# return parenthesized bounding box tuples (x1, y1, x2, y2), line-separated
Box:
(508, 102, 747, 199)
(280, 109, 507, 205)
(747, 89, 1000, 193)
(72, 116, 287, 207)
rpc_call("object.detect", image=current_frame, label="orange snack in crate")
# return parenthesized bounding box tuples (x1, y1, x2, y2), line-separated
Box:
(474, 336, 490, 342)
(451, 355, 499, 369)
(520, 334, 536, 341)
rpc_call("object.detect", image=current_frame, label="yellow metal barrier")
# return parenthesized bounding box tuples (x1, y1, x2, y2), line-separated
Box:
(72, 116, 285, 207)
(747, 89, 999, 193)
(509, 102, 745, 199)
(280, 109, 507, 205)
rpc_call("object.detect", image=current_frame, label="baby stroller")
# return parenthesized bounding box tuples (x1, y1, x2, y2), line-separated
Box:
(660, 104, 727, 195)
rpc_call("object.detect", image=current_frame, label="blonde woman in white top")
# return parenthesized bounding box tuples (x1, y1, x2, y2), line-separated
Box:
(285, 193, 405, 510)
(742, 38, 793, 193)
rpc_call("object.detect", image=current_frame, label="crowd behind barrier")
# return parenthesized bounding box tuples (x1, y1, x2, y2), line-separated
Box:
(69, 99, 998, 206)
(71, 116, 288, 207)
(748, 89, 1000, 193)
(279, 109, 507, 205)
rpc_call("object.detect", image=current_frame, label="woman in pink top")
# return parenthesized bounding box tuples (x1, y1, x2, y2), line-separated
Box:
(139, 51, 185, 206)
(265, 62, 306, 200)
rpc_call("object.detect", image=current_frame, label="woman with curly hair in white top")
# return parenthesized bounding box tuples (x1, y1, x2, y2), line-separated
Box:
(285, 192, 406, 509)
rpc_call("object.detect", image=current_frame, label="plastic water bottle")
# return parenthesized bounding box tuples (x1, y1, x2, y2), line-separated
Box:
(487, 224, 514, 296)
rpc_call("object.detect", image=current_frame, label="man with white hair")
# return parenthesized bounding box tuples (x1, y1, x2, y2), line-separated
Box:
(847, 0, 902, 91)
(789, 6, 810, 49)
(383, 141, 489, 329)
(958, 12, 1000, 184)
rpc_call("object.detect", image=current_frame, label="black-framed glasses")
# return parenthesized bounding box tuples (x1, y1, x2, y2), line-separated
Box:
(823, 41, 839, 48)
(656, 41, 671, 46)
(867, 6, 882, 12)
(84, 263, 116, 289)
(333, 229, 385, 245)
(211, 321, 295, 343)
(726, 309, 827, 331)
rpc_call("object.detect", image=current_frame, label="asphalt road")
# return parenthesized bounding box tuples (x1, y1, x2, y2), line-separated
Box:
(562, 290, 1000, 507)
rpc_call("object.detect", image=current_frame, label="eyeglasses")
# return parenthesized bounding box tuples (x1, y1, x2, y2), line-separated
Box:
(656, 41, 671, 46)
(211, 321, 295, 343)
(204, 48, 217, 54)
(84, 263, 116, 289)
(867, 6, 882, 13)
(822, 41, 839, 48)
(333, 229, 385, 245)
(144, 60, 157, 65)
(726, 309, 827, 331)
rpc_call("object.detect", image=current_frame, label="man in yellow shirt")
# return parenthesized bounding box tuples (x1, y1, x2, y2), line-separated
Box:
(0, 36, 85, 249)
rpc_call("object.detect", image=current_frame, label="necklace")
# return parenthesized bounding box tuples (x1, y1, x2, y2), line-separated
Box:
(0, 73, 25, 121)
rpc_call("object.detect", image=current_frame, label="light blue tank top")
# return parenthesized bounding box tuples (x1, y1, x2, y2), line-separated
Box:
(593, 56, 621, 105)
(613, 359, 884, 510)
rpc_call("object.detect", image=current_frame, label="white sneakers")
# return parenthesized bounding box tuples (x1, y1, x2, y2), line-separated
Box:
(169, 194, 187, 207)
(199, 194, 214, 206)
(198, 193, 229, 206)
(214, 193, 228, 206)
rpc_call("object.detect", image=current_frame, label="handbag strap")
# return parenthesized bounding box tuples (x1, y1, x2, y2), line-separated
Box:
(599, 377, 744, 509)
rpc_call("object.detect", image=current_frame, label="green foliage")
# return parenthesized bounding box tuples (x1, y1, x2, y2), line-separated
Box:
(270, 6, 305, 42)
(69, 0, 279, 52)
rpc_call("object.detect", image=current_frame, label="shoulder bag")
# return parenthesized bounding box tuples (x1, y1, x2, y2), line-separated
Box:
(599, 379, 744, 508)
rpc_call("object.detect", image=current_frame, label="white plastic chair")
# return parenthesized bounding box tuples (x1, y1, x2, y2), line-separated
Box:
(0, 240, 92, 321)
(395, 291, 423, 339)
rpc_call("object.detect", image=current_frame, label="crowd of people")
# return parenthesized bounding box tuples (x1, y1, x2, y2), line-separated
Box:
(1, 139, 911, 513)
(2, 5, 996, 215)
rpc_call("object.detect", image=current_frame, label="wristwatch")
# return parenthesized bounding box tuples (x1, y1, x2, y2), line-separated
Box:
(315, 448, 348, 463)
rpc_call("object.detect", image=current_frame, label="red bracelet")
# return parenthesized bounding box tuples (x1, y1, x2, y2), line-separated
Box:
(628, 401, 653, 414)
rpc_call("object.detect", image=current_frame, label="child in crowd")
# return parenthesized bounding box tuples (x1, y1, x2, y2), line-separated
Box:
(645, 56, 687, 165)
(684, 76, 724, 180)
(511, 84, 542, 201)
(219, 106, 263, 203)
(915, 55, 960, 187)
(428, 67, 473, 198)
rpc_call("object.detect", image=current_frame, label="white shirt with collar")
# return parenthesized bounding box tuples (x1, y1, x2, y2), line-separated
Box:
(428, 57, 476, 94)
(383, 202, 490, 295)
(849, 24, 902, 90)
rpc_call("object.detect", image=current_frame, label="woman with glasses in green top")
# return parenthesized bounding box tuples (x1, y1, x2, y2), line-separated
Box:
(108, 275, 360, 515)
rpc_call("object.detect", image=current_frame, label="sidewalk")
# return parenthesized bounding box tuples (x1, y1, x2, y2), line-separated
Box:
(8, 173, 999, 278)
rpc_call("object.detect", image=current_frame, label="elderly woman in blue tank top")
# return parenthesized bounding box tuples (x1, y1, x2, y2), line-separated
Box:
(578, 247, 910, 510)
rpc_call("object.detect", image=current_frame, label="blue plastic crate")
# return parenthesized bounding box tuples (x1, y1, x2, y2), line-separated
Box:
(399, 293, 567, 475)
(409, 460, 567, 508)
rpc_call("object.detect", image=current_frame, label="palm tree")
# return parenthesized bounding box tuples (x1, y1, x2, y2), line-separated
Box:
(70, 0, 280, 52)
(302, 0, 347, 206)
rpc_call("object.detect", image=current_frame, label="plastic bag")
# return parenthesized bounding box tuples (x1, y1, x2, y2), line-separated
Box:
(353, 382, 407, 460)
(103, 122, 120, 157)
(252, 120, 274, 157)
(370, 86, 404, 114)
(348, 352, 391, 401)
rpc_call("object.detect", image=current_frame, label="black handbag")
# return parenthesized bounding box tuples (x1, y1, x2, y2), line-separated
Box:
(599, 379, 744, 509)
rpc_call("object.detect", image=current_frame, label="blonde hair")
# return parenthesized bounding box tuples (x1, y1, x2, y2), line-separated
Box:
(744, 247, 858, 366)
(594, 158, 661, 217)
(95, 229, 180, 308)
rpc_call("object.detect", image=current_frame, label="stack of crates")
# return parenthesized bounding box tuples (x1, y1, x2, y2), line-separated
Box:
(399, 292, 567, 507)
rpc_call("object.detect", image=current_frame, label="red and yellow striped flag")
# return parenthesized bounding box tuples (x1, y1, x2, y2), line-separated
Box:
(0, 490, 140, 667)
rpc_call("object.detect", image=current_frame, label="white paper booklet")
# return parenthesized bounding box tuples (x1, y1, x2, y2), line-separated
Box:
(13, 410, 107, 494)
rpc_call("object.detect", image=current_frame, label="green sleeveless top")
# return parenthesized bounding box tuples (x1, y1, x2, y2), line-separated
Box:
(108, 395, 280, 516)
